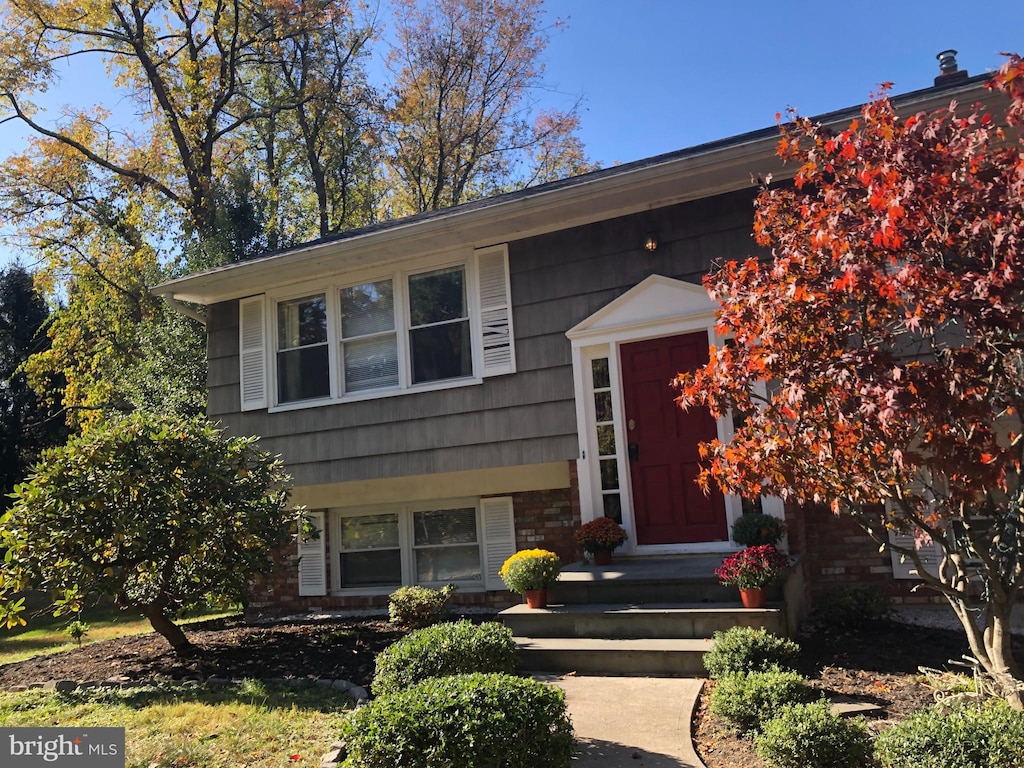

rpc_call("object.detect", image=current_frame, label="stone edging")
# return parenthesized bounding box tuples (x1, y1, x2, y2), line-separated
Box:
(4, 676, 368, 702)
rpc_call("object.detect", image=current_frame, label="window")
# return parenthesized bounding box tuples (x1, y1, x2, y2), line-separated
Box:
(592, 357, 623, 523)
(408, 266, 472, 384)
(277, 294, 330, 403)
(340, 279, 399, 392)
(338, 513, 402, 588)
(413, 506, 481, 582)
(334, 502, 484, 591)
(247, 246, 513, 410)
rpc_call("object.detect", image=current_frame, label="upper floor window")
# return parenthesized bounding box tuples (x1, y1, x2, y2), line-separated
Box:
(238, 245, 514, 412)
(340, 279, 399, 393)
(277, 294, 329, 403)
(408, 266, 472, 385)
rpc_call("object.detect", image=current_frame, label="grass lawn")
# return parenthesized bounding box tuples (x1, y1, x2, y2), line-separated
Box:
(0, 602, 239, 666)
(0, 680, 353, 768)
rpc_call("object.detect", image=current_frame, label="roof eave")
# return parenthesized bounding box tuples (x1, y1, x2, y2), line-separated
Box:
(154, 75, 996, 306)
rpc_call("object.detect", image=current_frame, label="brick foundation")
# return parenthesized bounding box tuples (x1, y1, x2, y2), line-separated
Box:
(247, 463, 582, 618)
(786, 501, 946, 613)
(510, 462, 582, 564)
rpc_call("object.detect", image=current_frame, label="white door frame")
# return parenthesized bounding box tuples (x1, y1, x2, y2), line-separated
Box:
(566, 275, 783, 555)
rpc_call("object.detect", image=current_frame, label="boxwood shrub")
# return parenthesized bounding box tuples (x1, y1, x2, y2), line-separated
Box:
(387, 584, 456, 629)
(703, 626, 800, 678)
(710, 670, 818, 733)
(340, 673, 574, 768)
(372, 620, 517, 697)
(755, 700, 875, 768)
(875, 699, 1024, 768)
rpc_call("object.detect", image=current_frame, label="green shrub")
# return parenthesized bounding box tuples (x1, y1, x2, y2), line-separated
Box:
(372, 620, 517, 697)
(703, 626, 800, 678)
(874, 699, 1024, 768)
(731, 512, 786, 547)
(340, 673, 574, 768)
(387, 584, 456, 629)
(710, 670, 817, 733)
(755, 700, 875, 768)
(812, 584, 892, 628)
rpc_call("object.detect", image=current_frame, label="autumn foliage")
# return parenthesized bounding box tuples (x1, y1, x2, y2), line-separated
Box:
(677, 55, 1024, 703)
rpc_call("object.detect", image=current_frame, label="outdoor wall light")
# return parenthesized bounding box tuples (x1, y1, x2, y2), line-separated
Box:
(643, 232, 658, 252)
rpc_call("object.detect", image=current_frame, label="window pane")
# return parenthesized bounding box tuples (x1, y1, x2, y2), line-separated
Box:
(278, 295, 327, 349)
(340, 514, 400, 550)
(277, 346, 330, 402)
(340, 280, 395, 339)
(416, 545, 481, 582)
(409, 266, 466, 326)
(597, 424, 616, 456)
(594, 391, 613, 423)
(600, 458, 619, 491)
(591, 358, 610, 389)
(340, 550, 402, 587)
(410, 320, 472, 384)
(344, 335, 399, 392)
(413, 508, 477, 546)
(602, 494, 623, 523)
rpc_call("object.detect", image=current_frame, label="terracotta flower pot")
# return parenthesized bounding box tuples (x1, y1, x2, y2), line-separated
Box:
(739, 587, 766, 608)
(524, 589, 548, 609)
(593, 550, 613, 566)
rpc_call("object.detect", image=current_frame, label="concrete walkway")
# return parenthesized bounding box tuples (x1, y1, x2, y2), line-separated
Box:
(543, 675, 706, 767)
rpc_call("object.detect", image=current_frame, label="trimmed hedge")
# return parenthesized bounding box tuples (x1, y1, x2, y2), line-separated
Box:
(372, 620, 517, 697)
(755, 700, 875, 768)
(703, 626, 800, 678)
(710, 670, 817, 733)
(340, 673, 575, 768)
(875, 699, 1024, 768)
(387, 584, 455, 629)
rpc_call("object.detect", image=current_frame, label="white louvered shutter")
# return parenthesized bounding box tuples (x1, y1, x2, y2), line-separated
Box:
(888, 529, 942, 580)
(239, 295, 268, 410)
(475, 245, 516, 377)
(298, 510, 327, 596)
(886, 476, 943, 579)
(481, 497, 516, 591)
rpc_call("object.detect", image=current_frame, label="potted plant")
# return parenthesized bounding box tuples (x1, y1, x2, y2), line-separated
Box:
(499, 549, 562, 608)
(575, 517, 629, 565)
(731, 512, 786, 547)
(714, 544, 790, 608)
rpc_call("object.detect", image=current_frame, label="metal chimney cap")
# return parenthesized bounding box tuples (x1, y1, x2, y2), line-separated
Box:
(937, 49, 959, 73)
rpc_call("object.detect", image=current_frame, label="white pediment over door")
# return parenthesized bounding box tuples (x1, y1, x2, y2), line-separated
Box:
(566, 274, 719, 345)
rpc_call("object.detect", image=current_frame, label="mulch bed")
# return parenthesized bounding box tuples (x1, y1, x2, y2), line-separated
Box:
(694, 619, 977, 768)
(0, 616, 408, 690)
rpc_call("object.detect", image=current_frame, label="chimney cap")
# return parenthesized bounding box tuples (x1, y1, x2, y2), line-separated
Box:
(937, 49, 959, 73)
(935, 49, 967, 86)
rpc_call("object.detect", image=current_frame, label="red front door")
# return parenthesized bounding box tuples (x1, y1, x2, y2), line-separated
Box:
(621, 332, 728, 545)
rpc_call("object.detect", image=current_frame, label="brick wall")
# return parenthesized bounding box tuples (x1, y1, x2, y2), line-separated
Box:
(510, 462, 582, 564)
(786, 501, 946, 612)
(246, 464, 581, 618)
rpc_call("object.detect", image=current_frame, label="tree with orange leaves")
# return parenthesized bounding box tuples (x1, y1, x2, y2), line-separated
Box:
(677, 56, 1024, 706)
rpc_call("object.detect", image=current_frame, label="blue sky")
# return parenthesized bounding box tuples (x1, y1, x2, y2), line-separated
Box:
(1, 0, 1022, 269)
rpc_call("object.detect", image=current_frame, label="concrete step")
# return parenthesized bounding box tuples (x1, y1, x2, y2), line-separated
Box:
(548, 576, 741, 605)
(500, 602, 786, 639)
(515, 636, 711, 677)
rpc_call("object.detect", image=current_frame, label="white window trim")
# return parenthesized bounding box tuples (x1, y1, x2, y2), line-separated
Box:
(266, 253, 484, 412)
(330, 498, 487, 596)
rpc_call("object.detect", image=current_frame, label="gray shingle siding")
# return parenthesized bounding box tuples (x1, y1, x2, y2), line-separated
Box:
(206, 188, 758, 487)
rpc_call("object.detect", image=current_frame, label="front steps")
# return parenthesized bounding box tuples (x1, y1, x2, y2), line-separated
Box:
(499, 555, 792, 677)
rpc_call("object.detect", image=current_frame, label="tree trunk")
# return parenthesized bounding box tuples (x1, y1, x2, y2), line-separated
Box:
(141, 605, 195, 656)
(949, 594, 1024, 709)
